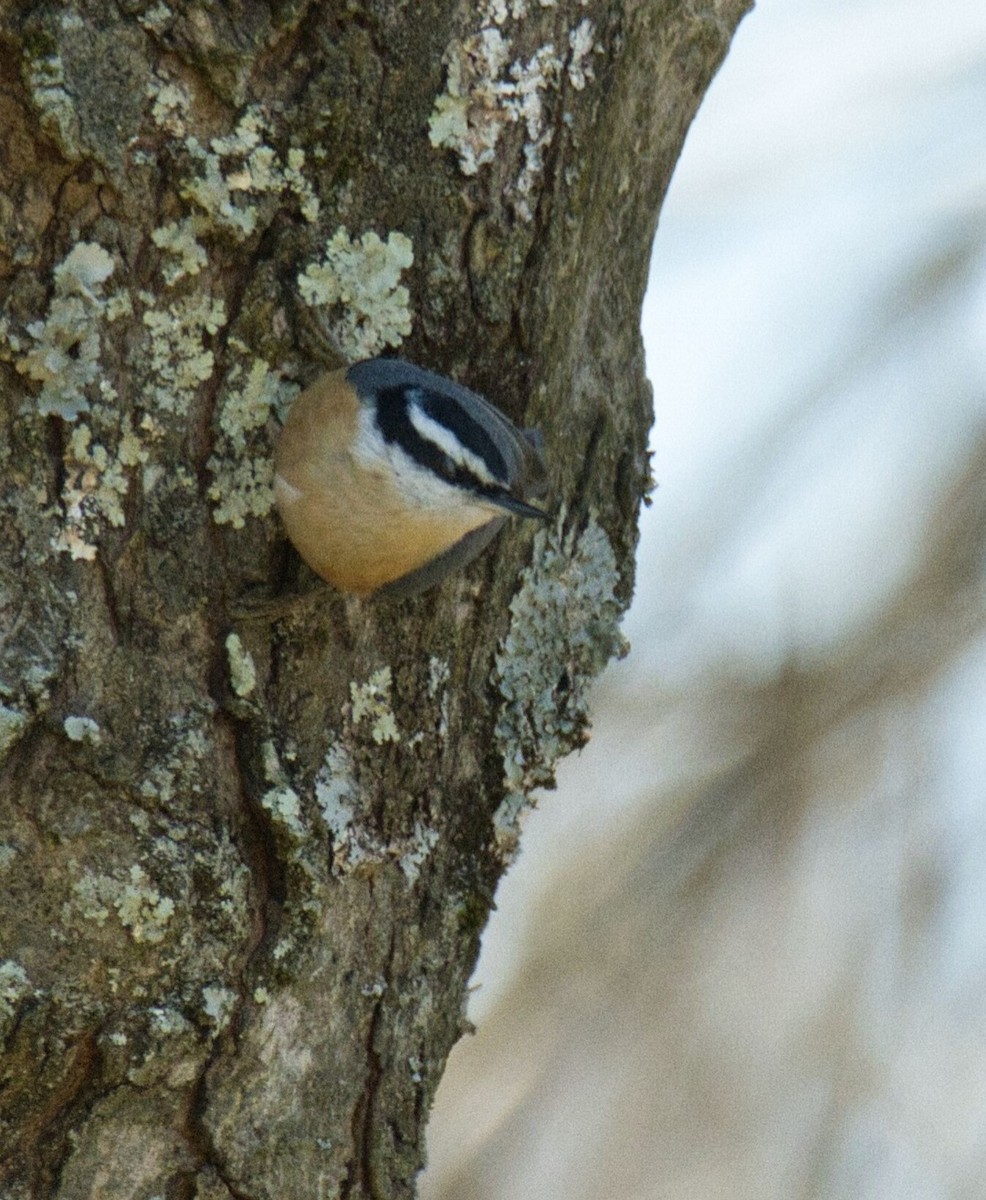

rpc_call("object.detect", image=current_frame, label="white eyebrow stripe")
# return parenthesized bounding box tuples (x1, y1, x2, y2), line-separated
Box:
(407, 401, 500, 487)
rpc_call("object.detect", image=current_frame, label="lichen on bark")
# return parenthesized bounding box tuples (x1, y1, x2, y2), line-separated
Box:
(0, 0, 750, 1195)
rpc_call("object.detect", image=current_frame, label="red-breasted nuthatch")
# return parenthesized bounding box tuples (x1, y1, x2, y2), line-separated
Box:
(274, 358, 548, 597)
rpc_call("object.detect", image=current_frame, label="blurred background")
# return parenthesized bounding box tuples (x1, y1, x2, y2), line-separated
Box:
(422, 0, 986, 1196)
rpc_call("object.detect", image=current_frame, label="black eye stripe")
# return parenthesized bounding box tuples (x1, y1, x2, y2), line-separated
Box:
(374, 386, 511, 495)
(416, 390, 509, 484)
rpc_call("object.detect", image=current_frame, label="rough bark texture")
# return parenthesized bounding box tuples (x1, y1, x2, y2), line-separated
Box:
(0, 1, 750, 1196)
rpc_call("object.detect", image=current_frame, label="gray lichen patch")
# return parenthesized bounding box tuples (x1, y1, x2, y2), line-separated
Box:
(0, 704, 28, 764)
(428, 1, 599, 219)
(225, 632, 257, 698)
(0, 960, 33, 1040)
(207, 347, 298, 528)
(147, 97, 320, 248)
(24, 13, 150, 172)
(63, 714, 102, 744)
(7, 241, 156, 559)
(312, 739, 440, 882)
(67, 859, 175, 942)
(494, 512, 628, 853)
(24, 44, 81, 162)
(298, 227, 414, 360)
(151, 217, 209, 285)
(349, 667, 401, 745)
(140, 292, 227, 416)
(16, 241, 118, 421)
(260, 740, 306, 840)
(201, 982, 237, 1029)
(42, 802, 252, 1010)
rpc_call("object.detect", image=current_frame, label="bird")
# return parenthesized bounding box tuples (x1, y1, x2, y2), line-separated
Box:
(274, 357, 548, 597)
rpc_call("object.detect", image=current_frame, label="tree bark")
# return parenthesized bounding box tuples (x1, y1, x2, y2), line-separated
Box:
(0, 1, 749, 1195)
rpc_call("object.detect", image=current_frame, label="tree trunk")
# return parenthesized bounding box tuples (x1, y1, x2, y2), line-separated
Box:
(0, 0, 749, 1195)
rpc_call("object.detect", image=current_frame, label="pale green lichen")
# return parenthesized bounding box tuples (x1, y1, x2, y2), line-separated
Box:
(147, 77, 190, 135)
(567, 18, 596, 89)
(73, 869, 121, 926)
(144, 97, 319, 316)
(69, 863, 175, 943)
(315, 742, 379, 873)
(182, 143, 258, 239)
(284, 147, 320, 223)
(0, 705, 28, 762)
(504, 45, 565, 220)
(149, 1005, 193, 1037)
(427, 656, 451, 742)
(0, 960, 32, 1036)
(261, 782, 304, 835)
(398, 821, 440, 883)
(429, 7, 597, 219)
(151, 217, 209, 285)
(298, 227, 414, 360)
(427, 657, 450, 699)
(314, 740, 440, 880)
(314, 742, 357, 830)
(104, 291, 134, 322)
(16, 242, 116, 420)
(206, 351, 297, 527)
(8, 99, 325, 567)
(138, 710, 213, 807)
(261, 741, 306, 838)
(493, 513, 628, 853)
(11, 239, 219, 556)
(182, 108, 268, 233)
(207, 454, 275, 528)
(140, 4, 172, 34)
(49, 419, 148, 560)
(225, 632, 257, 697)
(0, 315, 15, 358)
(216, 354, 284, 448)
(114, 865, 175, 942)
(55, 241, 115, 294)
(141, 293, 227, 414)
(176, 107, 320, 241)
(488, 0, 531, 20)
(201, 984, 236, 1029)
(63, 714, 101, 743)
(350, 667, 400, 745)
(315, 742, 367, 872)
(428, 28, 509, 176)
(0, 660, 56, 757)
(26, 49, 81, 159)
